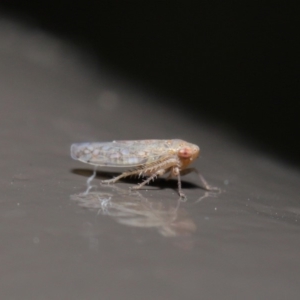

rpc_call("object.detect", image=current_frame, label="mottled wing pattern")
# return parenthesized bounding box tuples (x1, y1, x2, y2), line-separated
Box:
(70, 140, 175, 168)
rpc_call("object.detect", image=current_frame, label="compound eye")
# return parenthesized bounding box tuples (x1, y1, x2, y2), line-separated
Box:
(178, 147, 192, 158)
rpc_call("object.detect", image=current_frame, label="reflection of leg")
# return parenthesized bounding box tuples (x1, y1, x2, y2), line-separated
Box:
(180, 168, 219, 191)
(194, 190, 221, 203)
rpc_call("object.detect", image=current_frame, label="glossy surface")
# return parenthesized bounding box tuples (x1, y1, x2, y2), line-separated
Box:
(1, 20, 300, 300)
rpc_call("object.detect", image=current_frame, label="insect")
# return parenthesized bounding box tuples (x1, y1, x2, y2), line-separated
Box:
(71, 139, 214, 198)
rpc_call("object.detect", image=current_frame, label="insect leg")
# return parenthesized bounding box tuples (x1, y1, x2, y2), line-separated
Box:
(101, 169, 136, 185)
(130, 169, 166, 190)
(102, 155, 178, 185)
(172, 166, 186, 199)
(180, 168, 219, 191)
(83, 167, 97, 195)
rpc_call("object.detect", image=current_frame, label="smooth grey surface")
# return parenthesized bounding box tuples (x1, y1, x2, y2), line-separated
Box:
(1, 19, 300, 300)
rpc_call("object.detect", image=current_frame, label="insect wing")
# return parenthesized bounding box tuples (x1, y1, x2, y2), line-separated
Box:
(70, 141, 167, 167)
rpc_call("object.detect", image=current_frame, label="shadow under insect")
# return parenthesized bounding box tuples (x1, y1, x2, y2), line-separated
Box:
(72, 168, 201, 191)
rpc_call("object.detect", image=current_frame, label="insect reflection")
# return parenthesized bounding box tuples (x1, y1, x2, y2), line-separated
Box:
(71, 184, 197, 237)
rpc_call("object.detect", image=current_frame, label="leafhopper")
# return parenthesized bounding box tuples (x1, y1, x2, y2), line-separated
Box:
(71, 139, 214, 198)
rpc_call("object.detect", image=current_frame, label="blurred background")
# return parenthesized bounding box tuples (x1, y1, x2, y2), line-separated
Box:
(1, 3, 299, 300)
(0, 1, 298, 165)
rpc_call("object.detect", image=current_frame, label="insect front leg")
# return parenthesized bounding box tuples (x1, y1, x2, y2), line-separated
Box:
(172, 166, 186, 199)
(180, 168, 219, 191)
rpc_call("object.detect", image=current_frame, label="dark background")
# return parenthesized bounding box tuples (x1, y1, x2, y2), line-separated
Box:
(1, 3, 300, 299)
(1, 1, 298, 164)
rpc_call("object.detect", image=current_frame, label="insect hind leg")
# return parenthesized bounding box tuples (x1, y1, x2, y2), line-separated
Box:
(130, 169, 166, 190)
(101, 170, 133, 185)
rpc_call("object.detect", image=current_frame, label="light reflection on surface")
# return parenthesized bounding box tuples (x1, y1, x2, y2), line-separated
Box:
(71, 185, 197, 237)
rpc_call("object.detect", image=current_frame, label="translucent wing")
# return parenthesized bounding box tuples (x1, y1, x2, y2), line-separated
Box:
(70, 140, 172, 167)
